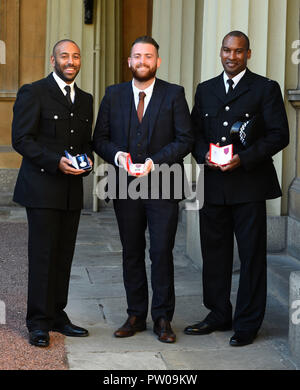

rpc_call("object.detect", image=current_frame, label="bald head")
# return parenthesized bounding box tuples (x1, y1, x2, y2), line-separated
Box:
(52, 39, 80, 58)
(51, 40, 81, 83)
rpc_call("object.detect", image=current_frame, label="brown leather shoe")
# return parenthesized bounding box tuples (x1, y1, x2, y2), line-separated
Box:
(114, 316, 146, 338)
(153, 318, 176, 343)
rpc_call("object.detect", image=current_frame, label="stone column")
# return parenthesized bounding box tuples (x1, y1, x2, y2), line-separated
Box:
(289, 271, 300, 367)
(287, 94, 300, 258)
(286, 1, 300, 259)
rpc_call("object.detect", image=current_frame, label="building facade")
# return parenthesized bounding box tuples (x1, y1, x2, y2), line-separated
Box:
(0, 0, 300, 261)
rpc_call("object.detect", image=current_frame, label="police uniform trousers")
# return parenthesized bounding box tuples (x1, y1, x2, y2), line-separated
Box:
(25, 207, 81, 331)
(200, 200, 267, 333)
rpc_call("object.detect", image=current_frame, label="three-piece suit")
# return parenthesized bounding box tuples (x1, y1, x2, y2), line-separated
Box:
(93, 78, 193, 322)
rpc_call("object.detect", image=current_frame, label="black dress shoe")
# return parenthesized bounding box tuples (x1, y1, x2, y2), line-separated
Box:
(29, 330, 50, 347)
(114, 316, 147, 338)
(229, 331, 257, 347)
(52, 323, 89, 337)
(184, 320, 232, 335)
(153, 318, 176, 343)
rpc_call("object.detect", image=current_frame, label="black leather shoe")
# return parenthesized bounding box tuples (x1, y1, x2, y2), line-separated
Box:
(52, 323, 89, 337)
(153, 318, 176, 343)
(229, 331, 257, 347)
(29, 330, 50, 347)
(114, 316, 147, 338)
(184, 320, 232, 335)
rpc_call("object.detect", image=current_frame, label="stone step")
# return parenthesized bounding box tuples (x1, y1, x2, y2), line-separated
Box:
(266, 253, 300, 369)
(267, 253, 300, 307)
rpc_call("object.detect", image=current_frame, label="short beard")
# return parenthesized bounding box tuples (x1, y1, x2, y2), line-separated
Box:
(54, 61, 78, 83)
(130, 65, 157, 82)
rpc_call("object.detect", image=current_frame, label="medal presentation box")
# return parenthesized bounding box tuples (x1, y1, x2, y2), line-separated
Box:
(209, 143, 233, 166)
(126, 154, 145, 176)
(65, 150, 91, 170)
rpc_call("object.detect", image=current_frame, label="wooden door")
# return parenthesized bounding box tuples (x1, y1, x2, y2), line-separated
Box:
(0, 0, 47, 170)
(122, 0, 153, 82)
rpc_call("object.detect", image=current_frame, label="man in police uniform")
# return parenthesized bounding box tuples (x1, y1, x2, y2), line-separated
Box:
(184, 31, 289, 346)
(12, 39, 93, 347)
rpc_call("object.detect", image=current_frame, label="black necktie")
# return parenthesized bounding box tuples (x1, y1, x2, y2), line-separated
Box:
(64, 85, 73, 105)
(137, 92, 146, 123)
(227, 79, 234, 95)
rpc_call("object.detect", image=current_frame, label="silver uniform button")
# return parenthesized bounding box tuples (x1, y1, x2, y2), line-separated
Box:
(221, 137, 226, 142)
(70, 146, 73, 150)
(205, 113, 208, 117)
(70, 113, 74, 117)
(225, 106, 230, 111)
(54, 115, 58, 120)
(223, 121, 228, 126)
(71, 129, 74, 133)
(245, 113, 250, 117)
(41, 168, 44, 172)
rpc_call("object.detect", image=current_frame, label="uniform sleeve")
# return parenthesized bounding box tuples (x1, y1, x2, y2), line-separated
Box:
(81, 93, 94, 177)
(12, 84, 62, 174)
(191, 85, 210, 164)
(238, 80, 289, 171)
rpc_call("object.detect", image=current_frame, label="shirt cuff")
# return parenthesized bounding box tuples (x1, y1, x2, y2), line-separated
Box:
(114, 151, 123, 167)
(145, 158, 155, 171)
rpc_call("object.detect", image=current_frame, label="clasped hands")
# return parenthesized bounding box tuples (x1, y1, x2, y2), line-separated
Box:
(59, 156, 93, 175)
(205, 144, 240, 172)
(117, 152, 153, 177)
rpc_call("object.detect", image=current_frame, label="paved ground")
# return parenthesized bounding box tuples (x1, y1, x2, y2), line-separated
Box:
(0, 210, 67, 370)
(0, 206, 299, 372)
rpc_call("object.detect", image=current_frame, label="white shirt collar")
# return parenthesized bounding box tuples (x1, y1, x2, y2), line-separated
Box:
(132, 78, 156, 98)
(223, 68, 247, 90)
(52, 71, 75, 99)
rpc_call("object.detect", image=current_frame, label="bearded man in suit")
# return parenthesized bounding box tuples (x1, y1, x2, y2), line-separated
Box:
(184, 31, 289, 346)
(12, 39, 93, 347)
(93, 36, 193, 343)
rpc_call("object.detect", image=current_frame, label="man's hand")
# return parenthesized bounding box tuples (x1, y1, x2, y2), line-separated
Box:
(219, 154, 241, 172)
(138, 159, 153, 177)
(117, 152, 130, 172)
(87, 157, 93, 169)
(58, 157, 85, 175)
(205, 151, 219, 170)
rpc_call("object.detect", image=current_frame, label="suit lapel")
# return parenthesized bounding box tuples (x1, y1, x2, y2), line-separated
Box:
(209, 73, 227, 103)
(148, 79, 167, 142)
(46, 73, 71, 109)
(73, 84, 83, 110)
(120, 82, 133, 141)
(119, 79, 166, 144)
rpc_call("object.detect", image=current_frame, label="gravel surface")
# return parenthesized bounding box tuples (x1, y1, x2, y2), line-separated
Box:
(0, 222, 68, 370)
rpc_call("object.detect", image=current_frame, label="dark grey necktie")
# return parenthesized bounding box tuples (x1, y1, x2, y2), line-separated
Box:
(64, 85, 72, 105)
(227, 79, 234, 95)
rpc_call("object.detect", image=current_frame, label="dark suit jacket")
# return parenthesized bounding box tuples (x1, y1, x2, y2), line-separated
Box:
(12, 73, 93, 210)
(92, 78, 194, 201)
(192, 68, 289, 204)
